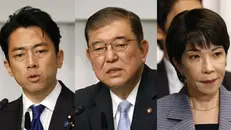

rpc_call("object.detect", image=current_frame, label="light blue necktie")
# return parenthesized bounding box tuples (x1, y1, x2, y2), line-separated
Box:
(118, 100, 132, 130)
(30, 104, 45, 130)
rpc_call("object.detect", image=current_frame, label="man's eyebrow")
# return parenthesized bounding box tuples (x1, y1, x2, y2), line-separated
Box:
(11, 47, 25, 52)
(11, 42, 49, 52)
(32, 42, 49, 49)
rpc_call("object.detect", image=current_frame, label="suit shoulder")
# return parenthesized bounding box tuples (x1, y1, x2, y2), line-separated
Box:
(224, 71, 231, 81)
(75, 82, 101, 107)
(144, 65, 157, 84)
(225, 71, 231, 76)
(145, 64, 156, 75)
(75, 83, 101, 96)
(150, 68, 157, 77)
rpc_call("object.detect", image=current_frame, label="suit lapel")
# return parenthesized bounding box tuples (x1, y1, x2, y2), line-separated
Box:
(16, 98, 23, 130)
(131, 65, 156, 130)
(89, 84, 114, 130)
(167, 90, 195, 130)
(157, 59, 170, 98)
(48, 81, 74, 130)
(170, 86, 231, 130)
(85, 65, 156, 130)
(219, 86, 231, 130)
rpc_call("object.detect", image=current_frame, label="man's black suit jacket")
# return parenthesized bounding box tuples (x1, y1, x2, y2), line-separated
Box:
(75, 65, 157, 130)
(157, 59, 231, 99)
(0, 80, 75, 130)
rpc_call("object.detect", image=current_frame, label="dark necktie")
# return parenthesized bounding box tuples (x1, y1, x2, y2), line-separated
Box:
(30, 104, 45, 130)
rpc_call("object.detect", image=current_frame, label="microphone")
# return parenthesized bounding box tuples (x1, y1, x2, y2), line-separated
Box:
(0, 98, 8, 110)
(24, 112, 31, 130)
(152, 95, 157, 100)
(64, 105, 86, 129)
(75, 105, 86, 116)
(101, 112, 108, 130)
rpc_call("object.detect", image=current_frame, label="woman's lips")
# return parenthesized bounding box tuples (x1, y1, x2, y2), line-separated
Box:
(199, 78, 218, 84)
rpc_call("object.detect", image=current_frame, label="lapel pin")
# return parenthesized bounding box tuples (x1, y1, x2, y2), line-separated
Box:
(147, 108, 152, 114)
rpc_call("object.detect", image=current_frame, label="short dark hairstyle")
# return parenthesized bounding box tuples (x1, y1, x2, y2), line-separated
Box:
(166, 8, 230, 82)
(84, 7, 143, 47)
(0, 6, 61, 61)
(157, 0, 202, 50)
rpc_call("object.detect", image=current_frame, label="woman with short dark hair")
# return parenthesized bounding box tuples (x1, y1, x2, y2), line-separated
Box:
(158, 8, 231, 130)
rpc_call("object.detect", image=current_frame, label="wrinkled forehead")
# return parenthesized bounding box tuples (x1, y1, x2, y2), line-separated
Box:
(88, 17, 130, 33)
(88, 19, 134, 43)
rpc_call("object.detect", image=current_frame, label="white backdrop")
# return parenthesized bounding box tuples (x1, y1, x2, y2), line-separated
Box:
(75, 0, 156, 20)
(0, 0, 74, 23)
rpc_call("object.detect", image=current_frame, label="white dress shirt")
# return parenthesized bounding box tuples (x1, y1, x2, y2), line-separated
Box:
(164, 58, 183, 94)
(110, 79, 140, 130)
(21, 81, 62, 130)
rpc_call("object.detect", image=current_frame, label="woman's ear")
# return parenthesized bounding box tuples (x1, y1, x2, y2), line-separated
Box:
(173, 57, 186, 83)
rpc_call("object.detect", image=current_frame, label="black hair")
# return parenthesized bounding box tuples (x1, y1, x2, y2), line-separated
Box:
(166, 8, 230, 82)
(0, 6, 61, 61)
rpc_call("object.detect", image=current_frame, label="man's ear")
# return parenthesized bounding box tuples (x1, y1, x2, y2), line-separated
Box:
(4, 60, 13, 76)
(140, 40, 149, 63)
(86, 48, 91, 61)
(57, 49, 64, 68)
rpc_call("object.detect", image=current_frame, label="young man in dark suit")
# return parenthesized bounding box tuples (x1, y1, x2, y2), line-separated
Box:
(0, 6, 74, 130)
(75, 7, 157, 130)
(157, 0, 231, 99)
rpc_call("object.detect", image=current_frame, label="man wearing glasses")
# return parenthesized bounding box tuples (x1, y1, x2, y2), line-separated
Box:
(75, 7, 157, 130)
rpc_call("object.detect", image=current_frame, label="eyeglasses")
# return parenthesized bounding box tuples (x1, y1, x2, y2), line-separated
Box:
(88, 37, 137, 56)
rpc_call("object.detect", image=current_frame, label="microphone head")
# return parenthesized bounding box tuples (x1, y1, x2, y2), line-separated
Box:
(101, 112, 108, 129)
(75, 105, 86, 116)
(0, 98, 9, 110)
(24, 112, 31, 129)
(63, 105, 86, 128)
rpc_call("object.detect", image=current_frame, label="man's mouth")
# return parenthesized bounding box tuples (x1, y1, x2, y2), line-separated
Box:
(28, 74, 41, 82)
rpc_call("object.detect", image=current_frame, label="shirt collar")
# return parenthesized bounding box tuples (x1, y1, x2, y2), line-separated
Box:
(110, 78, 141, 118)
(22, 80, 62, 116)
